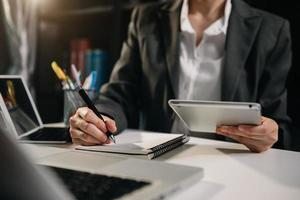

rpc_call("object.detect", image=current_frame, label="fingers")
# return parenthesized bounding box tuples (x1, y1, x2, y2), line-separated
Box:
(216, 116, 279, 153)
(217, 117, 278, 139)
(70, 117, 108, 143)
(238, 117, 278, 135)
(69, 107, 118, 146)
(103, 115, 117, 133)
(76, 107, 107, 133)
(216, 126, 262, 140)
(72, 138, 98, 146)
(70, 128, 100, 144)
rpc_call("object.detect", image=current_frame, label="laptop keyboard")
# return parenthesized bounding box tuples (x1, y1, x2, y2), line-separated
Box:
(26, 127, 69, 141)
(50, 166, 151, 200)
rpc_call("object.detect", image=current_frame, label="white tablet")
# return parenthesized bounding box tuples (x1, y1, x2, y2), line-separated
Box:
(168, 99, 262, 133)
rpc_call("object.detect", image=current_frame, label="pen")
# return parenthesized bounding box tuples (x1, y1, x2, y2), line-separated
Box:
(74, 84, 116, 144)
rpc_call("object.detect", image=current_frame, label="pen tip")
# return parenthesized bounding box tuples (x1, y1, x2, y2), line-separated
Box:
(110, 135, 116, 144)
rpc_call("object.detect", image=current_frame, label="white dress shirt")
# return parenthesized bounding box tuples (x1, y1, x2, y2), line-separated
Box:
(177, 0, 232, 101)
(172, 0, 232, 135)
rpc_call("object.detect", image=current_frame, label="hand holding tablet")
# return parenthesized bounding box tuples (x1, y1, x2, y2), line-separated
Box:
(169, 100, 279, 152)
(168, 99, 261, 133)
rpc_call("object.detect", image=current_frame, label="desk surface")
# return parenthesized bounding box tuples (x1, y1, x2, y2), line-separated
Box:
(21, 130, 300, 200)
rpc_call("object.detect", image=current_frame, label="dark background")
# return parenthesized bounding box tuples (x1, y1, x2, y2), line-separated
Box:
(0, 0, 299, 150)
(245, 0, 300, 150)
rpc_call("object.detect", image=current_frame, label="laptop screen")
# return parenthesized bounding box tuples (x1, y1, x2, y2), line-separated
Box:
(0, 77, 40, 136)
(0, 95, 13, 134)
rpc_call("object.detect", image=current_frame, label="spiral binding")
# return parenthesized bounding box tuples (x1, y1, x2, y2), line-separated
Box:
(152, 140, 185, 159)
(151, 136, 185, 152)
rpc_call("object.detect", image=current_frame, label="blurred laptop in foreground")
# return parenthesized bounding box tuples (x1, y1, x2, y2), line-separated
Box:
(0, 125, 204, 200)
(0, 128, 74, 200)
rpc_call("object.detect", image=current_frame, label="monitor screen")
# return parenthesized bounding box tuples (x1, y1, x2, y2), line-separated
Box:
(0, 78, 39, 136)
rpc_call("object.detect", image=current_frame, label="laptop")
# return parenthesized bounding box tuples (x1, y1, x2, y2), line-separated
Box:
(0, 127, 204, 200)
(0, 75, 69, 143)
(0, 127, 74, 200)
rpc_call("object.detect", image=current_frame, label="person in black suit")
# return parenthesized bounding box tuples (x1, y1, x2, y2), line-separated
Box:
(69, 0, 292, 152)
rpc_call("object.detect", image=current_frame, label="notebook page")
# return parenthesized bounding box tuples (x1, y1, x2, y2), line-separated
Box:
(76, 131, 184, 155)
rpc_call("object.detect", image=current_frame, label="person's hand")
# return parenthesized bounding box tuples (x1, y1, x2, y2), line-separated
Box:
(69, 107, 117, 146)
(216, 117, 278, 153)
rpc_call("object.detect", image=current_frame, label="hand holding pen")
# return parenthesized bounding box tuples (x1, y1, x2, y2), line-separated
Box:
(69, 106, 117, 145)
(51, 61, 117, 145)
(74, 84, 116, 144)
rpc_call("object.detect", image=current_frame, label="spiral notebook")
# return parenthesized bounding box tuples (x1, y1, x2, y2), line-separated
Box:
(76, 130, 189, 159)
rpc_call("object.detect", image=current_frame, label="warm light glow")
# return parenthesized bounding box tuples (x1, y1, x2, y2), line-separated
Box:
(30, 0, 46, 6)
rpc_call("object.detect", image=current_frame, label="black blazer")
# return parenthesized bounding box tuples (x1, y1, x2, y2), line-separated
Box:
(96, 0, 292, 149)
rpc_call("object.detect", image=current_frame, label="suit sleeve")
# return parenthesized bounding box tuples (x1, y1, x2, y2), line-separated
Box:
(95, 8, 142, 133)
(259, 20, 292, 149)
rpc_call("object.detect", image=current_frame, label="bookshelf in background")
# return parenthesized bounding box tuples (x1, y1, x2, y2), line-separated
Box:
(34, 0, 133, 122)
(68, 38, 109, 91)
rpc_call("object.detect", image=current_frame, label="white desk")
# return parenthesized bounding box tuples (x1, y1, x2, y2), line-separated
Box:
(21, 130, 300, 200)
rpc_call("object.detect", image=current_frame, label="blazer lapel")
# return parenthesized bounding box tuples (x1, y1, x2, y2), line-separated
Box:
(221, 0, 262, 101)
(157, 0, 262, 101)
(158, 0, 182, 98)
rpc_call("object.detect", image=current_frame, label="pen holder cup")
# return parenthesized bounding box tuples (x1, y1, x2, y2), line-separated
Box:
(63, 89, 99, 125)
